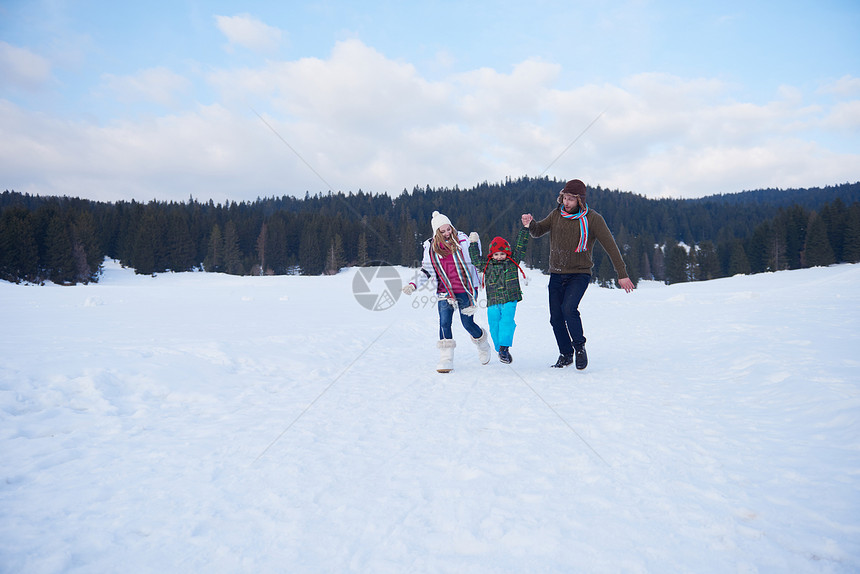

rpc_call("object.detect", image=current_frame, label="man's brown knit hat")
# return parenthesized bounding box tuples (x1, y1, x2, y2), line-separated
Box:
(557, 179, 587, 204)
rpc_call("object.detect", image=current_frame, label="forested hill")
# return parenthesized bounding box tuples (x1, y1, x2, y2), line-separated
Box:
(697, 184, 860, 209)
(1, 178, 859, 286)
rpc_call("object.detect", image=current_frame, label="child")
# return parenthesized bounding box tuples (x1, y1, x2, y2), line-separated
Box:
(479, 217, 530, 363)
(401, 210, 491, 373)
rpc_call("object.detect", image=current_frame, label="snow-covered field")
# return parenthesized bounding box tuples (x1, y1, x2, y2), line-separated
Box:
(2, 261, 859, 573)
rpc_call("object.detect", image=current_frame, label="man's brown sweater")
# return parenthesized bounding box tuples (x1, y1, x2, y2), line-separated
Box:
(529, 206, 629, 279)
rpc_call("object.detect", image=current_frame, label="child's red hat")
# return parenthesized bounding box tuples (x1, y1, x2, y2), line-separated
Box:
(483, 236, 526, 285)
(488, 236, 512, 257)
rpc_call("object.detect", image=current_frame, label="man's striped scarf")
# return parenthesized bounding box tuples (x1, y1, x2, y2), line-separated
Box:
(560, 204, 589, 252)
(429, 242, 477, 306)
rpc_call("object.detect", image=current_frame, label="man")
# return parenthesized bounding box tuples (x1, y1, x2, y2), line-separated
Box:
(522, 179, 635, 369)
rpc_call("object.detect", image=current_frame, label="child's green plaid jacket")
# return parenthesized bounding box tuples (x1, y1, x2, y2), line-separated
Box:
(469, 227, 529, 308)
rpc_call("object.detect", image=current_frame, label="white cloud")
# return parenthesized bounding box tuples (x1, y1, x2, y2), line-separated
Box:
(0, 99, 296, 202)
(99, 67, 191, 107)
(214, 14, 283, 53)
(822, 99, 860, 132)
(818, 75, 860, 98)
(0, 41, 52, 90)
(2, 39, 858, 203)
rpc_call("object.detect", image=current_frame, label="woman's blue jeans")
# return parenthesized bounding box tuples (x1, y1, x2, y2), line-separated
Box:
(438, 291, 483, 340)
(548, 273, 590, 355)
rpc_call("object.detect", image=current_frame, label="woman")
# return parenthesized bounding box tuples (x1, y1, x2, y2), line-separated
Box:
(402, 210, 491, 373)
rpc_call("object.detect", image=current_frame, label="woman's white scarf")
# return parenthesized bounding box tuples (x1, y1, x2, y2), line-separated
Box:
(429, 242, 477, 306)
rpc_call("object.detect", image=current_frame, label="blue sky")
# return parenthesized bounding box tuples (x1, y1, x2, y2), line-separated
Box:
(1, 0, 858, 203)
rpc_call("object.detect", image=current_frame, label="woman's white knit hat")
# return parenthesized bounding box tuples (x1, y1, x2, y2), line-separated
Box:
(431, 211, 452, 233)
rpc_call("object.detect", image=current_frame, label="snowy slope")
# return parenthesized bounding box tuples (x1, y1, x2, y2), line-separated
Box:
(1, 261, 859, 573)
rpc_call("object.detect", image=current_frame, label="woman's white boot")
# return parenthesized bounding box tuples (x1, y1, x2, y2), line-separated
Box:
(436, 339, 456, 373)
(472, 331, 491, 365)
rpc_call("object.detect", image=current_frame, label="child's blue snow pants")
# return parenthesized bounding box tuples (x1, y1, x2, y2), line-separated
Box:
(487, 301, 518, 351)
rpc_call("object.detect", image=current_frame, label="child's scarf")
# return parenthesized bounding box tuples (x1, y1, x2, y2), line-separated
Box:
(429, 242, 477, 305)
(560, 204, 589, 252)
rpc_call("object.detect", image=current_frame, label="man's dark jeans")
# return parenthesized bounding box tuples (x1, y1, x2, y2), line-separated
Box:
(548, 273, 590, 355)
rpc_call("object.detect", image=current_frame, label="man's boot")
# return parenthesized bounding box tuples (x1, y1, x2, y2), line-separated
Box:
(575, 346, 588, 370)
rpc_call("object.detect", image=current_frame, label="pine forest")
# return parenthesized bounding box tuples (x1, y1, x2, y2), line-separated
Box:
(2, 177, 859, 286)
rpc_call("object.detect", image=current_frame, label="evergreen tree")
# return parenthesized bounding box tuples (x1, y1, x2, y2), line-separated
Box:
(223, 221, 243, 275)
(801, 211, 835, 268)
(366, 214, 395, 264)
(747, 221, 771, 273)
(728, 239, 751, 275)
(781, 205, 808, 269)
(593, 248, 614, 287)
(165, 209, 195, 272)
(665, 241, 688, 284)
(131, 210, 161, 275)
(325, 233, 346, 274)
(357, 232, 369, 267)
(265, 216, 288, 274)
(43, 212, 75, 283)
(204, 224, 223, 272)
(819, 198, 847, 262)
(256, 222, 268, 275)
(299, 223, 324, 275)
(399, 217, 418, 267)
(767, 224, 788, 272)
(188, 201, 209, 265)
(697, 240, 720, 281)
(71, 242, 90, 282)
(72, 209, 102, 281)
(615, 231, 637, 284)
(651, 245, 666, 283)
(687, 246, 700, 282)
(640, 250, 652, 281)
(0, 207, 39, 282)
(843, 203, 860, 263)
(632, 234, 653, 281)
